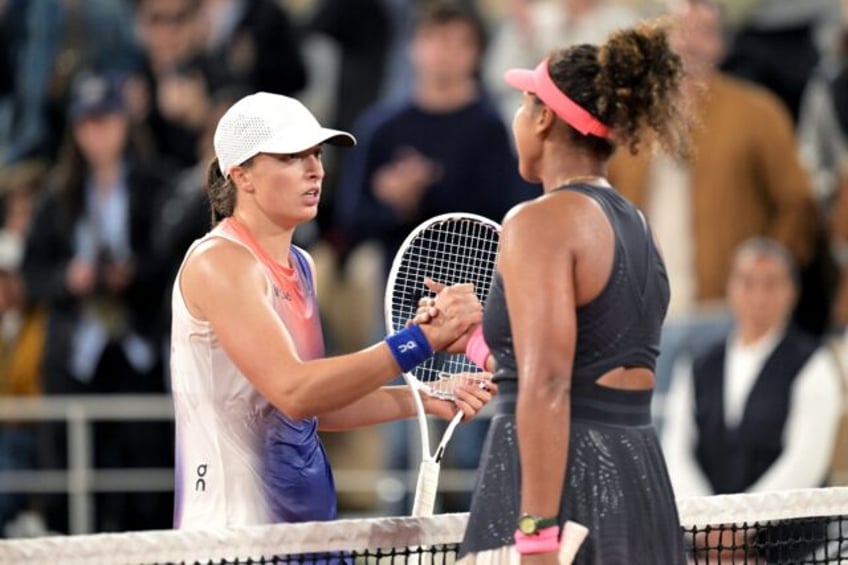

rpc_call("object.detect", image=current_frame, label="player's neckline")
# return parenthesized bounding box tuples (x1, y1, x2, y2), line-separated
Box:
(559, 175, 611, 188)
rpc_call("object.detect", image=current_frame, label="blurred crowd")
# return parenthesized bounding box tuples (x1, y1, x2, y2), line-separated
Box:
(1, 0, 848, 538)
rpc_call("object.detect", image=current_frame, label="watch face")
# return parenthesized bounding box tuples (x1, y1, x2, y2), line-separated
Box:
(517, 515, 537, 535)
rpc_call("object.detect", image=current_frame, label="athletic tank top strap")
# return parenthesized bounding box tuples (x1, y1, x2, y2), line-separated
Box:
(554, 183, 669, 383)
(290, 245, 316, 298)
(483, 183, 670, 394)
(171, 225, 274, 325)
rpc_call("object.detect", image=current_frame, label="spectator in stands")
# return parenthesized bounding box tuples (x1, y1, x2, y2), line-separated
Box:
(662, 238, 842, 562)
(607, 0, 818, 413)
(333, 1, 526, 513)
(128, 0, 210, 170)
(797, 13, 848, 209)
(21, 70, 172, 533)
(302, 0, 392, 240)
(0, 0, 137, 165)
(719, 0, 836, 123)
(798, 0, 848, 329)
(199, 0, 307, 98)
(485, 0, 640, 124)
(129, 0, 308, 171)
(0, 160, 48, 537)
(335, 1, 525, 273)
(303, 0, 390, 135)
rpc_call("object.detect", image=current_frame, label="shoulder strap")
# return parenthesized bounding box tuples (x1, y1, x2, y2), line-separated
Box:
(290, 245, 315, 297)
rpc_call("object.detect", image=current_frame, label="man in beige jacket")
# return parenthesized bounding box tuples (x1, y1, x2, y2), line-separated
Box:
(608, 0, 817, 418)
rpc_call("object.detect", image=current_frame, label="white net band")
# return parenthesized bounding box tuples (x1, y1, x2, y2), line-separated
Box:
(4, 488, 848, 564)
(676, 486, 848, 527)
(0, 513, 467, 565)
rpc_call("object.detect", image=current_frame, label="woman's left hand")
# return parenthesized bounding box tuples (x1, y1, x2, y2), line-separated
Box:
(424, 372, 497, 422)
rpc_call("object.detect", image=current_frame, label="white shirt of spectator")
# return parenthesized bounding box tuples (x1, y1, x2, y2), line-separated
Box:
(662, 330, 843, 497)
(647, 154, 697, 319)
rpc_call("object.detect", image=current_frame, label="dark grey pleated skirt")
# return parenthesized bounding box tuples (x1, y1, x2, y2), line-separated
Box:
(459, 390, 686, 565)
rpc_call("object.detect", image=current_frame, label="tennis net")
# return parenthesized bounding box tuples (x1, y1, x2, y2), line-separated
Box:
(1, 487, 847, 564)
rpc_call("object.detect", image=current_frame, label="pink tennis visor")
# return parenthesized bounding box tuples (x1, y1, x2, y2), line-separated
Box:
(504, 59, 612, 140)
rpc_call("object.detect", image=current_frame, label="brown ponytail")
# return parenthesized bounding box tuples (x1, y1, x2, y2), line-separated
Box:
(545, 19, 689, 160)
(206, 157, 236, 225)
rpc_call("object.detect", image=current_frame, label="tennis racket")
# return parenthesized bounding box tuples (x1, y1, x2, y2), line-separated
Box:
(385, 212, 501, 517)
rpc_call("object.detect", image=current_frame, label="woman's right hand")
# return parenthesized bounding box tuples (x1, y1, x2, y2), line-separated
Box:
(413, 278, 482, 354)
(417, 279, 482, 352)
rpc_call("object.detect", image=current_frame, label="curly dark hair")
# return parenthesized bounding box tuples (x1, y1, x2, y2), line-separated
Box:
(543, 20, 688, 160)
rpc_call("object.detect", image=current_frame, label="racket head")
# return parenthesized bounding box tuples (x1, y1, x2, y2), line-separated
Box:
(384, 212, 502, 396)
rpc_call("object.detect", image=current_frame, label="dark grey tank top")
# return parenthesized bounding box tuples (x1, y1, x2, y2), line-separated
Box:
(483, 183, 670, 389)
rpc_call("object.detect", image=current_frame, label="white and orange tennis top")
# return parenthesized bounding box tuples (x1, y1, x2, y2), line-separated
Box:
(170, 218, 330, 529)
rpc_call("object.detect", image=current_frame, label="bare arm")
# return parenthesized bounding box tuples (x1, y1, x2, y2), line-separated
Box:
(317, 378, 494, 431)
(180, 239, 481, 421)
(318, 386, 419, 431)
(501, 202, 578, 523)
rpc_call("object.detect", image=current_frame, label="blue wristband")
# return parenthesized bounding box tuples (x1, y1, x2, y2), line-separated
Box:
(385, 325, 434, 372)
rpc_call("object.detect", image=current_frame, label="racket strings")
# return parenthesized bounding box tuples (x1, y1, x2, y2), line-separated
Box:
(389, 218, 500, 393)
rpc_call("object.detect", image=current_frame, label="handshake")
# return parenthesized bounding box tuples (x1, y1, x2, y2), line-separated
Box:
(399, 277, 496, 424)
(408, 277, 483, 355)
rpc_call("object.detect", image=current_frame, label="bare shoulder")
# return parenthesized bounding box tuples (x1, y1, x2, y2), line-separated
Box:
(180, 237, 266, 318)
(501, 191, 599, 249)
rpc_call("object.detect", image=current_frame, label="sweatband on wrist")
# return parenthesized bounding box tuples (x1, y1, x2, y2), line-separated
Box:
(465, 326, 490, 369)
(385, 325, 433, 372)
(514, 526, 561, 555)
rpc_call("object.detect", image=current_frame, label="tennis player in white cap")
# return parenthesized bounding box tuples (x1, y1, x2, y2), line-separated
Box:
(169, 92, 494, 528)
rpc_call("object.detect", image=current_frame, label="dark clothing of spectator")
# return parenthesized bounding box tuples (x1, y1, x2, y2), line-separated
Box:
(203, 0, 307, 97)
(722, 22, 820, 124)
(22, 159, 173, 533)
(135, 59, 208, 171)
(305, 0, 391, 133)
(692, 328, 820, 494)
(335, 97, 528, 270)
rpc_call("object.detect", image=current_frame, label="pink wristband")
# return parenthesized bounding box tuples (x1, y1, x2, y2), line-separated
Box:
(514, 526, 561, 555)
(465, 326, 490, 369)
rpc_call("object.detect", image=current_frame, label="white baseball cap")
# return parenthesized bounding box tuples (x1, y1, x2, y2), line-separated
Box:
(213, 92, 356, 176)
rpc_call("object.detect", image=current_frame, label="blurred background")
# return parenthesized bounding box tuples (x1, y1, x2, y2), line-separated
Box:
(1, 0, 847, 538)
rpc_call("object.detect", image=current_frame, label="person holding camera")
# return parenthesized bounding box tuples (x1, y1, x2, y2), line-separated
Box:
(21, 70, 173, 533)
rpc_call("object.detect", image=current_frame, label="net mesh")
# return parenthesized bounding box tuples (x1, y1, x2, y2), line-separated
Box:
(385, 215, 500, 392)
(3, 488, 848, 564)
(678, 487, 848, 563)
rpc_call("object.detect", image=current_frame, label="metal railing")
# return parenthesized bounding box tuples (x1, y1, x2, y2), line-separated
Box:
(0, 395, 484, 535)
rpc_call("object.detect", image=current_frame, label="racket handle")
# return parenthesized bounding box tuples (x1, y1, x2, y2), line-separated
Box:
(559, 520, 589, 564)
(411, 460, 440, 517)
(434, 411, 463, 463)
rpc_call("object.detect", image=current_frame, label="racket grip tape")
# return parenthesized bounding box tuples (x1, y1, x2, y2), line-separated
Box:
(411, 460, 440, 517)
